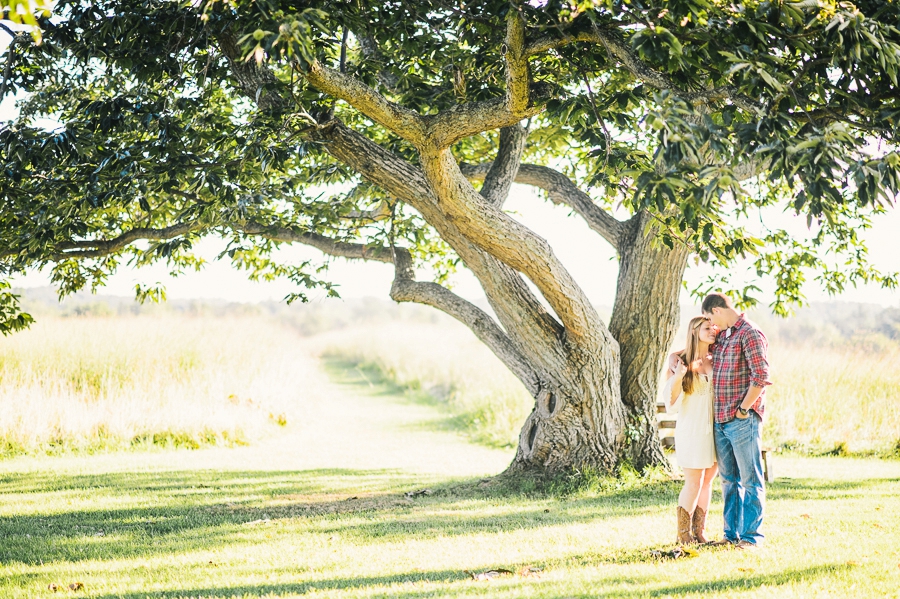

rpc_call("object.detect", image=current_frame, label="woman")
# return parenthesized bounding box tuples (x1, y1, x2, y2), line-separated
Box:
(664, 316, 719, 544)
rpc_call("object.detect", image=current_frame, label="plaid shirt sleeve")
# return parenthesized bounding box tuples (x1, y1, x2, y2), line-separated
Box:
(742, 327, 772, 389)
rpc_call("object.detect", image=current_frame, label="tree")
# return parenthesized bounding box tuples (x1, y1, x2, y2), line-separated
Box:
(1, 0, 898, 476)
(1, 0, 51, 43)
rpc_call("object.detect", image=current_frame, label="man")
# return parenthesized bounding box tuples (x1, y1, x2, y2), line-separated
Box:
(702, 292, 771, 548)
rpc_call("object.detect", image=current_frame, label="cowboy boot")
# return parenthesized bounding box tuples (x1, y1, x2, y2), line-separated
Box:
(692, 506, 709, 544)
(677, 506, 695, 544)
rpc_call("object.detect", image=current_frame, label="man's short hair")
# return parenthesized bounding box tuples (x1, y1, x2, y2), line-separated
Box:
(701, 292, 733, 314)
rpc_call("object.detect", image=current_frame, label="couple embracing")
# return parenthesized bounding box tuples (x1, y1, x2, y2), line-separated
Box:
(663, 292, 771, 549)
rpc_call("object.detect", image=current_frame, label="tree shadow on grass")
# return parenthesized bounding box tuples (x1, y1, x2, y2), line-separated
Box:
(766, 476, 900, 501)
(82, 562, 852, 599)
(320, 356, 478, 437)
(0, 467, 680, 567)
(87, 568, 467, 599)
(631, 563, 853, 597)
(3, 464, 897, 568)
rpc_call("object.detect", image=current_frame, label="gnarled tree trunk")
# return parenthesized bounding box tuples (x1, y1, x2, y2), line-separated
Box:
(221, 11, 684, 478)
(610, 212, 690, 470)
(506, 344, 627, 475)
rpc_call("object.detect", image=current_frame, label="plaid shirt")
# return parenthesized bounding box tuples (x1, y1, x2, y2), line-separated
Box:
(711, 315, 772, 423)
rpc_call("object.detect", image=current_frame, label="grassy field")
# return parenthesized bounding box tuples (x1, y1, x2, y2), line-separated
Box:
(320, 321, 900, 455)
(0, 316, 305, 456)
(315, 323, 531, 448)
(2, 308, 900, 458)
(765, 342, 900, 454)
(1, 360, 899, 599)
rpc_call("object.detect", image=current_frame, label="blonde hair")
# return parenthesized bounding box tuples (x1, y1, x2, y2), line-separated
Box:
(677, 316, 709, 395)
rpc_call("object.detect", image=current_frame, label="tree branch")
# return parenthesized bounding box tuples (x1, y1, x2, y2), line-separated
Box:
(390, 246, 541, 394)
(420, 148, 610, 343)
(309, 119, 568, 365)
(424, 92, 549, 148)
(217, 34, 595, 360)
(301, 11, 548, 151)
(308, 120, 433, 206)
(304, 60, 428, 144)
(526, 25, 762, 114)
(460, 162, 624, 250)
(305, 58, 549, 150)
(0, 22, 17, 39)
(235, 221, 395, 263)
(42, 221, 203, 261)
(505, 8, 530, 117)
(426, 13, 545, 149)
(3, 216, 396, 267)
(480, 124, 528, 207)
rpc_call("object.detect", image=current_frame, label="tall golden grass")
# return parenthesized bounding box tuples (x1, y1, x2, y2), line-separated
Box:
(2, 309, 898, 458)
(766, 341, 900, 452)
(321, 322, 900, 454)
(0, 315, 302, 456)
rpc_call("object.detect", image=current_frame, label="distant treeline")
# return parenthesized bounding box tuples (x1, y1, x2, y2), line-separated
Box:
(749, 302, 900, 349)
(15, 286, 446, 337)
(15, 286, 900, 347)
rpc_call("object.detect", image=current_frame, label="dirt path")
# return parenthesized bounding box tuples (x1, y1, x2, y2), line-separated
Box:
(0, 343, 512, 478)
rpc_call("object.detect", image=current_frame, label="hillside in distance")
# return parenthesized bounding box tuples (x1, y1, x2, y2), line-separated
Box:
(13, 286, 900, 347)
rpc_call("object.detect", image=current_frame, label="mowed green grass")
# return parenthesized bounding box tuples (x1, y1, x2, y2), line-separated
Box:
(2, 458, 899, 598)
(2, 363, 900, 599)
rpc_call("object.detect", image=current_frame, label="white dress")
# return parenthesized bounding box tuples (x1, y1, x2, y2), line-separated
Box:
(663, 373, 716, 469)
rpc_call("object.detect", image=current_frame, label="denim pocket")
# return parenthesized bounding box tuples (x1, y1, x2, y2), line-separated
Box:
(732, 414, 762, 450)
(727, 415, 755, 443)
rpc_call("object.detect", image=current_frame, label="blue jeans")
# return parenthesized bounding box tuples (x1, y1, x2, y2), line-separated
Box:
(714, 413, 765, 545)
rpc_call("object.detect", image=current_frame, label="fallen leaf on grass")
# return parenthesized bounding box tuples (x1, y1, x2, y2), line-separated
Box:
(518, 566, 543, 578)
(68, 582, 85, 591)
(650, 547, 699, 560)
(47, 583, 60, 592)
(465, 569, 514, 581)
(405, 489, 432, 498)
(243, 519, 272, 526)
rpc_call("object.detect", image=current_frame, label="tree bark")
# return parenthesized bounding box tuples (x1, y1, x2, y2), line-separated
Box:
(505, 344, 626, 476)
(608, 212, 689, 471)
